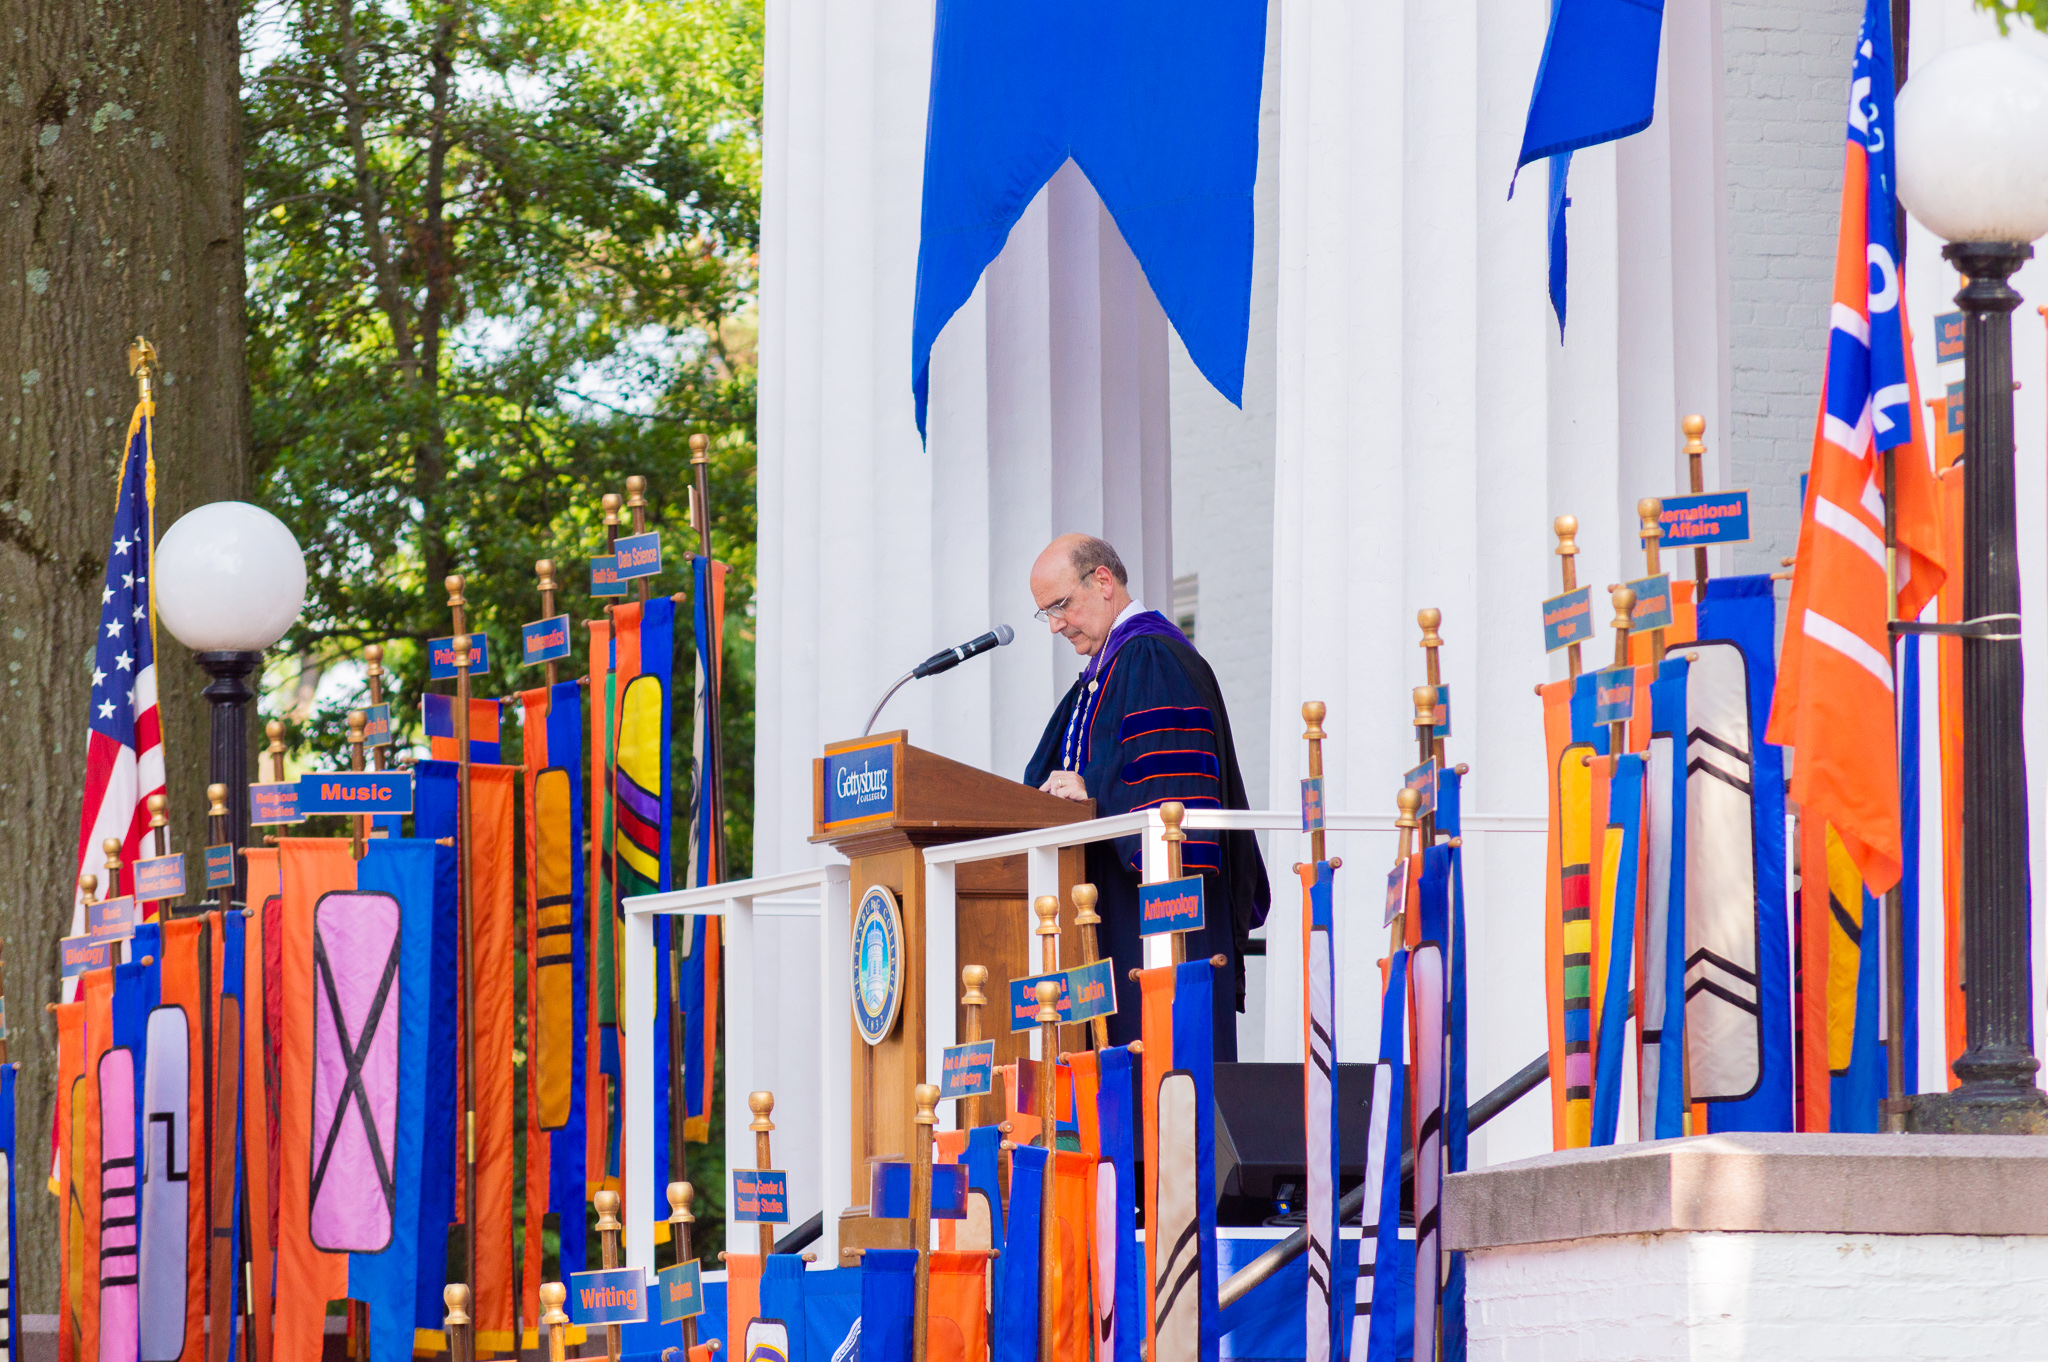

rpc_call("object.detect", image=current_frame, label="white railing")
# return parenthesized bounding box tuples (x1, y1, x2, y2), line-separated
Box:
(618, 806, 1542, 1273)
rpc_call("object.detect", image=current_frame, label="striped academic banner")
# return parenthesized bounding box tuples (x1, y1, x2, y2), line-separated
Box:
(138, 1005, 189, 1361)
(1153, 1070, 1200, 1362)
(308, 891, 402, 1253)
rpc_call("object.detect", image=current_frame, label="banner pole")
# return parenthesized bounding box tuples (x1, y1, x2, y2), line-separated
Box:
(1638, 499, 1667, 664)
(448, 574, 479, 1307)
(1555, 517, 1583, 678)
(1683, 417, 1710, 594)
(1606, 587, 1636, 757)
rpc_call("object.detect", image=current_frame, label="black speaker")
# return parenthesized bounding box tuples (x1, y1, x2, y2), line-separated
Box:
(1213, 1061, 1383, 1226)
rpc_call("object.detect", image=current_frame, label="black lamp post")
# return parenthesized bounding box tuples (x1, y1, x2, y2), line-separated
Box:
(1896, 42, 2048, 1134)
(195, 650, 263, 894)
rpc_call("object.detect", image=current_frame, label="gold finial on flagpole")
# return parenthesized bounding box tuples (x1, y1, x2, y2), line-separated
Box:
(749, 1091, 777, 1258)
(1417, 611, 1446, 766)
(602, 493, 623, 559)
(1608, 585, 1637, 756)
(593, 1190, 624, 1362)
(1302, 701, 1328, 865)
(961, 964, 989, 1126)
(911, 1083, 939, 1362)
(365, 645, 388, 773)
(626, 476, 651, 604)
(102, 838, 124, 901)
(266, 720, 287, 783)
(1555, 515, 1584, 677)
(1412, 686, 1439, 844)
(208, 783, 230, 912)
(1033, 894, 1060, 975)
(79, 872, 99, 905)
(1070, 884, 1110, 1051)
(1637, 498, 1667, 664)
(1033, 982, 1060, 1150)
(444, 1284, 475, 1362)
(207, 784, 227, 819)
(127, 337, 158, 404)
(538, 1282, 568, 1362)
(1682, 416, 1709, 593)
(535, 559, 561, 686)
(669, 1182, 700, 1350)
(147, 793, 168, 860)
(1160, 801, 1188, 965)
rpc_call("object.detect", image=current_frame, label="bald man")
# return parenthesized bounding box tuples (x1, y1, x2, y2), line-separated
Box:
(1023, 534, 1268, 1058)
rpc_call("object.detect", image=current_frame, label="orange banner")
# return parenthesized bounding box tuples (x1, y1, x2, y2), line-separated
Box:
(158, 916, 212, 1362)
(54, 997, 86, 1362)
(1047, 1150, 1097, 1362)
(724, 1252, 762, 1347)
(521, 692, 554, 1319)
(243, 847, 282, 1362)
(1137, 965, 1176, 1359)
(928, 1250, 993, 1362)
(471, 763, 521, 1348)
(79, 967, 113, 1362)
(586, 619, 613, 1189)
(276, 839, 356, 1361)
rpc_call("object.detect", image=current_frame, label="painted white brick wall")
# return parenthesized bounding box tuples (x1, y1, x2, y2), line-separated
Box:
(1719, 0, 1862, 575)
(1468, 1231, 2048, 1361)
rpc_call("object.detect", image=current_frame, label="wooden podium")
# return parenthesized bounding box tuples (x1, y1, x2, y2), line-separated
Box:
(813, 730, 1094, 1256)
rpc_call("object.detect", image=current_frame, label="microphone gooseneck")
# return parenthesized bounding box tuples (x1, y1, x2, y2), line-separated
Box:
(864, 624, 1015, 734)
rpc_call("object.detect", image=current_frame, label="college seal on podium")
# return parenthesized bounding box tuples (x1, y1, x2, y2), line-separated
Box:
(852, 883, 904, 1045)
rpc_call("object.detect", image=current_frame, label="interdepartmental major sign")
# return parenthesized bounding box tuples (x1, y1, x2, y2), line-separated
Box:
(852, 883, 904, 1046)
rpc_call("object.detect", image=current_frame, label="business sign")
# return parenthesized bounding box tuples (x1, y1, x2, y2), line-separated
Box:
(940, 1039, 995, 1100)
(360, 703, 392, 748)
(1139, 875, 1204, 938)
(1592, 666, 1636, 725)
(1384, 865, 1406, 928)
(1626, 574, 1674, 632)
(590, 554, 628, 597)
(1542, 586, 1593, 653)
(868, 1161, 967, 1220)
(250, 782, 302, 826)
(823, 741, 896, 826)
(613, 531, 661, 580)
(62, 935, 118, 978)
(732, 1169, 791, 1223)
(657, 1260, 705, 1325)
(297, 772, 414, 816)
(522, 614, 573, 666)
(427, 634, 489, 679)
(204, 844, 236, 890)
(1654, 491, 1750, 547)
(1404, 759, 1438, 819)
(851, 885, 904, 1046)
(133, 854, 185, 902)
(1007, 958, 1118, 1033)
(88, 895, 136, 941)
(1935, 310, 1965, 363)
(1300, 776, 1324, 832)
(567, 1267, 648, 1326)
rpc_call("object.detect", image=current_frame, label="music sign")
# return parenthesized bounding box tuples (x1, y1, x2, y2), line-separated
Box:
(522, 614, 573, 666)
(1653, 491, 1750, 547)
(88, 895, 136, 941)
(732, 1169, 790, 1223)
(1139, 876, 1204, 938)
(297, 772, 414, 816)
(1542, 586, 1592, 653)
(427, 634, 489, 680)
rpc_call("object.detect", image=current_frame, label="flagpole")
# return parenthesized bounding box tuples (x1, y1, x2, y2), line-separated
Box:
(1069, 887, 1111, 1052)
(1417, 616, 1446, 769)
(447, 575, 479, 1309)
(1882, 430, 1910, 1126)
(688, 434, 728, 883)
(1639, 499, 1666, 664)
(1606, 588, 1636, 757)
(535, 562, 560, 689)
(1554, 518, 1583, 678)
(1390, 788, 1419, 957)
(600, 493, 623, 1184)
(1682, 417, 1710, 595)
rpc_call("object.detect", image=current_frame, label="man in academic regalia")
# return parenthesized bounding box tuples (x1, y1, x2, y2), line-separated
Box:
(1024, 534, 1269, 1058)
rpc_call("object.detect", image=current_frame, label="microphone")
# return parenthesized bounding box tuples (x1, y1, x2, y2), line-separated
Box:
(864, 625, 1015, 734)
(912, 624, 1015, 679)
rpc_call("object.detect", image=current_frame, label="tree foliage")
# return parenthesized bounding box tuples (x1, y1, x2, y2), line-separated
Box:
(1977, 0, 2048, 33)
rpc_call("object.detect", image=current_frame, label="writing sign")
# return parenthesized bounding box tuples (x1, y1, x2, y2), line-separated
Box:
(1593, 666, 1635, 725)
(732, 1169, 790, 1223)
(1300, 776, 1324, 832)
(297, 772, 414, 815)
(1626, 574, 1674, 632)
(1936, 310, 1965, 363)
(204, 845, 236, 890)
(88, 895, 136, 941)
(1139, 875, 1204, 938)
(1404, 759, 1438, 819)
(940, 1039, 995, 1100)
(614, 530, 661, 580)
(822, 742, 895, 825)
(1543, 586, 1592, 653)
(134, 854, 185, 901)
(427, 634, 489, 680)
(250, 782, 302, 826)
(568, 1267, 648, 1326)
(360, 704, 392, 749)
(1654, 491, 1750, 547)
(522, 614, 573, 666)
(657, 1260, 704, 1325)
(590, 554, 628, 598)
(1384, 865, 1406, 928)
(62, 935, 118, 977)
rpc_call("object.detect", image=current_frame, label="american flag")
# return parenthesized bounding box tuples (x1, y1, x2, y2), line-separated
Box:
(70, 400, 164, 933)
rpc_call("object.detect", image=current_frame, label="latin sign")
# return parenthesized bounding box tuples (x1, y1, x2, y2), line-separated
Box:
(1404, 759, 1438, 819)
(614, 531, 662, 580)
(657, 1260, 704, 1325)
(568, 1267, 648, 1326)
(940, 1039, 995, 1100)
(427, 634, 489, 679)
(590, 554, 628, 597)
(1653, 491, 1750, 547)
(732, 1169, 791, 1223)
(204, 845, 236, 890)
(1935, 311, 1965, 363)
(1593, 666, 1635, 725)
(1384, 865, 1405, 928)
(297, 772, 414, 816)
(1007, 959, 1118, 1032)
(62, 935, 118, 977)
(1542, 586, 1592, 653)
(360, 704, 392, 748)
(88, 895, 136, 941)
(250, 782, 302, 826)
(522, 614, 573, 666)
(1626, 574, 1674, 632)
(134, 854, 186, 901)
(1300, 776, 1324, 832)
(823, 742, 896, 826)
(1138, 875, 1204, 938)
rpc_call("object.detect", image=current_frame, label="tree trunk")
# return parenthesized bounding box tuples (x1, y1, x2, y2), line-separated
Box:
(0, 0, 246, 1312)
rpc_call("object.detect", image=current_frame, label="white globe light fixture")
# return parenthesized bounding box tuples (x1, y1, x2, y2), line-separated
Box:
(155, 501, 307, 901)
(1893, 40, 2048, 1133)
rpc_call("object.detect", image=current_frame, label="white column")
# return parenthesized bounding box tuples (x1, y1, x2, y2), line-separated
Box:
(622, 905, 657, 1273)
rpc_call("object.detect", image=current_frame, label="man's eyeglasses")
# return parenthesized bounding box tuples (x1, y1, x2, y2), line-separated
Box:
(1034, 591, 1077, 624)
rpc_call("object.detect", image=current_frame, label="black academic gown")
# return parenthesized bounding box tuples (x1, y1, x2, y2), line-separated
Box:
(1024, 624, 1269, 1059)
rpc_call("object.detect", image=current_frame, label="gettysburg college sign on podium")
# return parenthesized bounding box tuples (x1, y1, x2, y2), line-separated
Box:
(813, 730, 1093, 1258)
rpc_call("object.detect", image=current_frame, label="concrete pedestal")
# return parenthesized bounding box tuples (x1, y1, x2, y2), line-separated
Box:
(1443, 1133, 2048, 1360)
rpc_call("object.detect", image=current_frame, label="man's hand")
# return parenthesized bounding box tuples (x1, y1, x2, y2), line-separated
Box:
(1040, 769, 1089, 801)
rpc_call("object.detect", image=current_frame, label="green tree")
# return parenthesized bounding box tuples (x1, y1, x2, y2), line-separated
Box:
(244, 0, 761, 1263)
